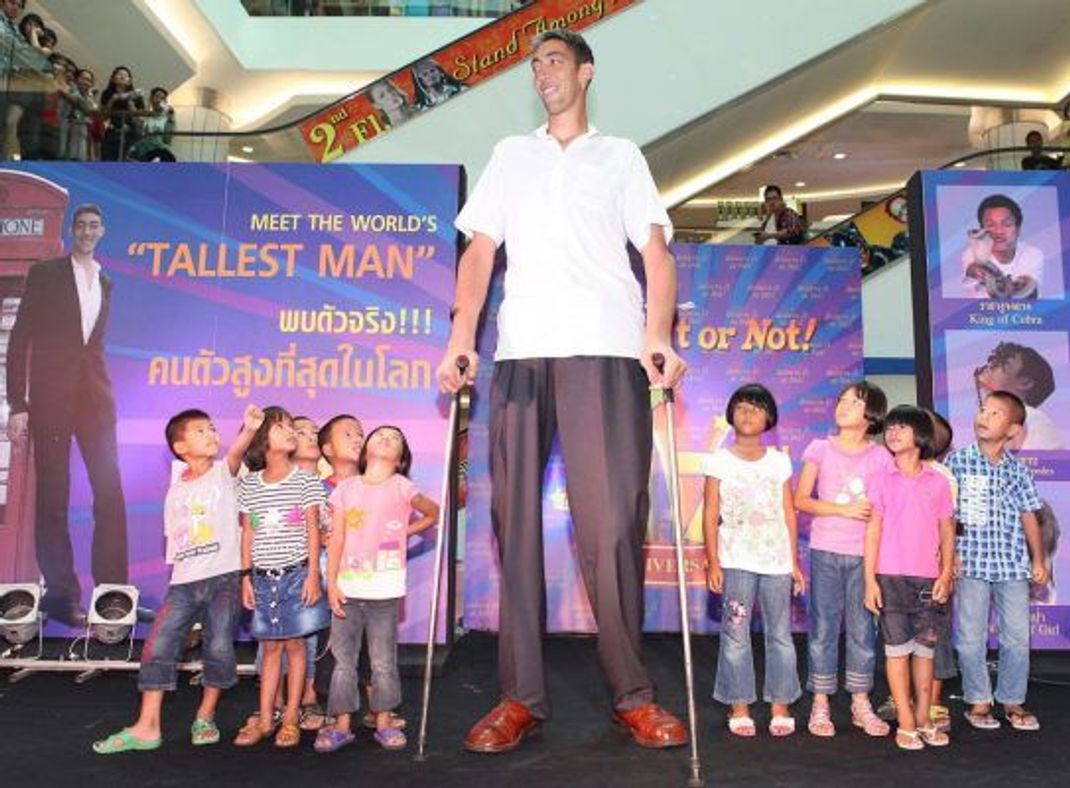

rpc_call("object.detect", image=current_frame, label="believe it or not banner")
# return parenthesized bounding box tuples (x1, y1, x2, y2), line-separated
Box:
(299, 0, 638, 163)
(0, 162, 460, 644)
(463, 244, 863, 634)
(908, 169, 1070, 649)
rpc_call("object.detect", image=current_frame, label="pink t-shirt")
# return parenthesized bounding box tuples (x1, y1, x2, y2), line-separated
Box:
(802, 438, 891, 556)
(869, 463, 953, 578)
(328, 474, 420, 600)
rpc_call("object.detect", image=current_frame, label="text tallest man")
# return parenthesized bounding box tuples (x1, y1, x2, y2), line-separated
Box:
(437, 29, 688, 753)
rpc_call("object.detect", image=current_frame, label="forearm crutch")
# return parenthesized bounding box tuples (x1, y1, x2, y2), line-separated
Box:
(415, 355, 468, 762)
(653, 353, 704, 788)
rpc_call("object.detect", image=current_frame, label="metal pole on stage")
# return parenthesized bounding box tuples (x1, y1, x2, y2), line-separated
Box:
(415, 355, 468, 762)
(654, 353, 704, 787)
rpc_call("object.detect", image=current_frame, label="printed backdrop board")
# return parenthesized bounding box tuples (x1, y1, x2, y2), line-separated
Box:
(0, 162, 460, 644)
(463, 244, 864, 634)
(909, 169, 1070, 649)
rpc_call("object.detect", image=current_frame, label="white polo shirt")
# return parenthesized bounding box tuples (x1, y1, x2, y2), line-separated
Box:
(455, 125, 672, 360)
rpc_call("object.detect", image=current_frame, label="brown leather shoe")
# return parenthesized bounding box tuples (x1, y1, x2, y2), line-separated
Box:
(463, 699, 539, 753)
(615, 703, 688, 748)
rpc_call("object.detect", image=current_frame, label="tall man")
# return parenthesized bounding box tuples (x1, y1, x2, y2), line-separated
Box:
(7, 203, 128, 626)
(437, 30, 688, 753)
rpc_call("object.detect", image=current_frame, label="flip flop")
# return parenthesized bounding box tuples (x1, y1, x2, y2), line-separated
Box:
(274, 722, 302, 748)
(373, 726, 407, 750)
(191, 718, 220, 746)
(895, 727, 924, 751)
(234, 719, 275, 747)
(917, 725, 949, 747)
(727, 715, 756, 737)
(963, 709, 1001, 730)
(363, 710, 407, 730)
(769, 715, 796, 737)
(313, 727, 355, 754)
(92, 728, 162, 755)
(1005, 708, 1040, 731)
(299, 704, 328, 731)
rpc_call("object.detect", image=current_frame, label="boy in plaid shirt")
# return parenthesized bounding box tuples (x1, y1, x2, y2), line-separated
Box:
(947, 390, 1049, 732)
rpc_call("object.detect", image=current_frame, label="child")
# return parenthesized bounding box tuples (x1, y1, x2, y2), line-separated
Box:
(234, 406, 329, 748)
(314, 425, 439, 752)
(877, 408, 958, 731)
(948, 390, 1048, 731)
(92, 405, 263, 754)
(704, 384, 804, 738)
(795, 381, 890, 738)
(974, 342, 1062, 450)
(863, 406, 955, 751)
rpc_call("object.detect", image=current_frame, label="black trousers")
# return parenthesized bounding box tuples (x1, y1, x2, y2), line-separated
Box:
(31, 395, 127, 602)
(490, 357, 655, 720)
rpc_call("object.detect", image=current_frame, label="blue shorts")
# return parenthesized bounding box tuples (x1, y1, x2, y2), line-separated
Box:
(139, 572, 241, 691)
(251, 563, 330, 640)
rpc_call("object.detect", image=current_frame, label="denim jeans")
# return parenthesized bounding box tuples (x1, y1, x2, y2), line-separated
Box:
(714, 569, 801, 705)
(954, 576, 1031, 706)
(806, 549, 876, 694)
(139, 572, 241, 691)
(327, 597, 401, 716)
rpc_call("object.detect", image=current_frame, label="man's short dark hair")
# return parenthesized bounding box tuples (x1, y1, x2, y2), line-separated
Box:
(885, 405, 936, 461)
(532, 29, 594, 66)
(1025, 130, 1044, 144)
(763, 184, 783, 199)
(165, 408, 211, 461)
(985, 390, 1027, 427)
(726, 383, 778, 431)
(72, 203, 104, 223)
(987, 341, 1055, 406)
(977, 194, 1022, 228)
(317, 413, 362, 453)
(150, 86, 168, 99)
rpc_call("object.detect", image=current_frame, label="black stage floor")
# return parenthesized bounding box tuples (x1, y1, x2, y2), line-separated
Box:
(2, 632, 1069, 787)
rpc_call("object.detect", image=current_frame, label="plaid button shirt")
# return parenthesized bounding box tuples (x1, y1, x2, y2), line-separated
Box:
(947, 442, 1040, 582)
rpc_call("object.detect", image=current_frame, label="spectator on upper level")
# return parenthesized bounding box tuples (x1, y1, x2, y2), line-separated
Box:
(753, 184, 807, 245)
(101, 65, 146, 160)
(65, 68, 98, 161)
(1020, 130, 1062, 171)
(129, 86, 177, 162)
(3, 4, 53, 160)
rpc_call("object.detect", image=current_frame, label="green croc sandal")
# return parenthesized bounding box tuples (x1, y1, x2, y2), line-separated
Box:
(92, 728, 162, 755)
(191, 718, 220, 746)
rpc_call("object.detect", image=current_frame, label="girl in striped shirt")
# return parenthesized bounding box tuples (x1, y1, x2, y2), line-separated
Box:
(234, 406, 329, 749)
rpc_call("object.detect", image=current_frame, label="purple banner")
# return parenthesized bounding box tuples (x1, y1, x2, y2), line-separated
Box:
(0, 162, 460, 644)
(911, 169, 1070, 649)
(463, 244, 863, 633)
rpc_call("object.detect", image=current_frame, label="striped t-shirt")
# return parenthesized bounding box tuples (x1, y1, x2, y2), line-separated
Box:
(237, 467, 325, 569)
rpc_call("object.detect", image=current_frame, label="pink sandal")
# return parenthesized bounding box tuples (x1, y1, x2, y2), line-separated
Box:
(727, 715, 756, 737)
(851, 698, 890, 737)
(808, 702, 835, 737)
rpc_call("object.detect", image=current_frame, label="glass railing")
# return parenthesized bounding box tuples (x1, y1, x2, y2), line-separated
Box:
(241, 0, 530, 17)
(809, 145, 1069, 277)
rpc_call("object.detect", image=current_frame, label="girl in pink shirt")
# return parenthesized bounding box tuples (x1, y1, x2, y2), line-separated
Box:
(794, 381, 890, 738)
(315, 426, 438, 753)
(863, 406, 955, 751)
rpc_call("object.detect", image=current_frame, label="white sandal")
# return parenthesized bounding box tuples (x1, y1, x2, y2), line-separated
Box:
(769, 715, 796, 737)
(727, 715, 756, 737)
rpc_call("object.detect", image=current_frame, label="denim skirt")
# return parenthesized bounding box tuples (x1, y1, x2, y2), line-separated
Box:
(251, 563, 330, 640)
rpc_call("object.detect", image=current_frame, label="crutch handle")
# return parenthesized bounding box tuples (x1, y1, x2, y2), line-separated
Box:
(651, 353, 675, 403)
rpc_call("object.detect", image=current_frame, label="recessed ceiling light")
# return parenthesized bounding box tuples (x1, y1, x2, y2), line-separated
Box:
(241, 145, 254, 154)
(953, 161, 966, 168)
(832, 152, 847, 160)
(794, 181, 807, 187)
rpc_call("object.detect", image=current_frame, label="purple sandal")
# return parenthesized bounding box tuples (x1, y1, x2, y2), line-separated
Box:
(313, 727, 355, 754)
(374, 726, 407, 750)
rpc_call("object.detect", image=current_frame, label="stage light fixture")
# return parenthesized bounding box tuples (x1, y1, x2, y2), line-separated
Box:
(833, 152, 848, 160)
(84, 584, 140, 661)
(0, 583, 44, 658)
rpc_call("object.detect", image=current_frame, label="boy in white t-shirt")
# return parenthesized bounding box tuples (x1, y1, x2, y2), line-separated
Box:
(92, 405, 263, 754)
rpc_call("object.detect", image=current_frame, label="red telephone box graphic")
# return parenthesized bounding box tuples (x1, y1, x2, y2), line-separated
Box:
(0, 169, 69, 582)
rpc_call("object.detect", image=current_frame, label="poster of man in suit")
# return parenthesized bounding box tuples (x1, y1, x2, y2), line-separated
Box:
(6, 203, 128, 626)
